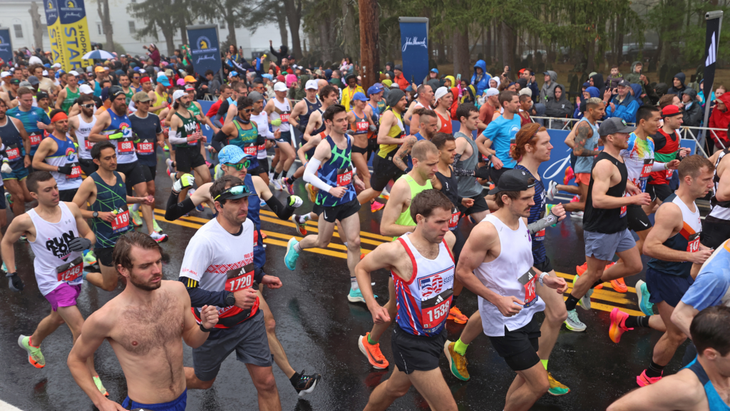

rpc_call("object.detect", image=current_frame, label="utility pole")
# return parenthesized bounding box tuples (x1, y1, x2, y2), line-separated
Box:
(358, 0, 379, 90)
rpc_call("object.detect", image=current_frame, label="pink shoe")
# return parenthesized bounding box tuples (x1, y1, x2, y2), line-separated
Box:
(371, 201, 384, 212)
(636, 369, 662, 387)
(609, 308, 631, 343)
(570, 195, 580, 203)
(564, 166, 575, 185)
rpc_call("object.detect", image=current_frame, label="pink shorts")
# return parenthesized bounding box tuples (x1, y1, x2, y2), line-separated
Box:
(575, 173, 591, 186)
(45, 283, 81, 311)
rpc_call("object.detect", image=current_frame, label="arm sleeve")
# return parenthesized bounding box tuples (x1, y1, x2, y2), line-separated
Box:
(303, 158, 333, 193)
(178, 240, 222, 308)
(165, 190, 197, 221)
(651, 162, 668, 172)
(212, 130, 228, 152)
(179, 277, 230, 308)
(527, 213, 558, 234)
(168, 129, 187, 145)
(265, 195, 297, 221)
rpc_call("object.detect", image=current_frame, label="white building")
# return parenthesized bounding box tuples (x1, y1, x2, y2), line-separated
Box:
(0, 0, 286, 59)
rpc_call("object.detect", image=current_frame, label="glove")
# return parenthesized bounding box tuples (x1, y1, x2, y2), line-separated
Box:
(346, 129, 355, 136)
(1, 161, 11, 174)
(57, 165, 74, 175)
(475, 166, 490, 180)
(271, 118, 282, 127)
(296, 123, 307, 133)
(172, 173, 195, 193)
(68, 237, 92, 252)
(288, 195, 303, 208)
(6, 272, 23, 292)
(107, 129, 124, 140)
(369, 124, 377, 132)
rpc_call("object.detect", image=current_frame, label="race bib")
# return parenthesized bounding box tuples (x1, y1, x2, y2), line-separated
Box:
(449, 209, 460, 230)
(356, 121, 368, 133)
(280, 113, 290, 123)
(118, 139, 134, 153)
(84, 139, 95, 150)
(535, 229, 546, 241)
(225, 263, 255, 292)
(69, 164, 81, 179)
(56, 256, 83, 282)
(687, 233, 700, 253)
(337, 166, 353, 186)
(137, 141, 154, 154)
(620, 205, 627, 218)
(5, 145, 20, 161)
(29, 132, 42, 146)
(111, 209, 130, 232)
(665, 169, 674, 179)
(518, 267, 538, 307)
(258, 143, 266, 152)
(244, 144, 257, 156)
(420, 288, 452, 330)
(641, 158, 653, 178)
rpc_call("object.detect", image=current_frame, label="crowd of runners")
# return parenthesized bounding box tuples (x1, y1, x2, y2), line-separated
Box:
(2, 50, 730, 411)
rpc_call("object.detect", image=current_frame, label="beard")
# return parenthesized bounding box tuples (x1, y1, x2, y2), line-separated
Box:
(129, 271, 162, 291)
(180, 100, 191, 109)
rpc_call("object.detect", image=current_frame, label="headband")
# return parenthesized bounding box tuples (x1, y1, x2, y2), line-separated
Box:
(51, 112, 68, 123)
(140, 76, 151, 84)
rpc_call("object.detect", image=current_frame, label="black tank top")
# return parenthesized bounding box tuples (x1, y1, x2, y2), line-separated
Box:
(583, 151, 628, 233)
(435, 167, 460, 208)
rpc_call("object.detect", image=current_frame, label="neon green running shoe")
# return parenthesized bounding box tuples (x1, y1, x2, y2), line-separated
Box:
(152, 219, 163, 234)
(18, 335, 45, 368)
(130, 209, 143, 227)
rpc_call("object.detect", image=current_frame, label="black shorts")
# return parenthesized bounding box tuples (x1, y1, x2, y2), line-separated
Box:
(352, 145, 367, 155)
(321, 198, 360, 223)
(276, 131, 292, 144)
(627, 204, 652, 233)
(94, 247, 114, 267)
(533, 255, 553, 273)
(0, 186, 6, 210)
(144, 164, 156, 183)
(391, 324, 447, 374)
(460, 194, 489, 216)
(647, 183, 673, 202)
(117, 161, 147, 195)
(367, 138, 378, 158)
(175, 146, 206, 173)
(248, 164, 266, 176)
(79, 158, 98, 177)
(258, 158, 270, 174)
(701, 216, 730, 250)
(646, 267, 694, 307)
(490, 166, 513, 185)
(488, 315, 542, 371)
(59, 189, 77, 202)
(371, 153, 405, 192)
(141, 164, 153, 183)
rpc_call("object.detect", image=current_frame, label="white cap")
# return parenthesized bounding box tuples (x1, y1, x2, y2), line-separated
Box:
(42, 70, 48, 76)
(157, 71, 166, 78)
(0, 71, 9, 78)
(52, 63, 61, 69)
(172, 89, 186, 102)
(28, 56, 42, 65)
(68, 70, 79, 76)
(518, 88, 533, 97)
(485, 88, 499, 97)
(273, 82, 288, 92)
(305, 79, 318, 90)
(139, 69, 146, 74)
(434, 86, 449, 101)
(79, 84, 93, 94)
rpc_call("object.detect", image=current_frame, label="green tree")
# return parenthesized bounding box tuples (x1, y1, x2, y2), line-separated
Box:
(127, 0, 192, 55)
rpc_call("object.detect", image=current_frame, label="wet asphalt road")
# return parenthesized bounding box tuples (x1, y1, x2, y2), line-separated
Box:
(0, 157, 694, 411)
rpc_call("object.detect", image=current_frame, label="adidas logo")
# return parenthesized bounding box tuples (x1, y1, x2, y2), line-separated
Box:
(707, 32, 717, 66)
(436, 295, 443, 303)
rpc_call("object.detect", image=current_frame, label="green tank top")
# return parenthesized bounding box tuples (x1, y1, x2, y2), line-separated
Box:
(175, 111, 200, 148)
(392, 174, 432, 240)
(231, 119, 259, 155)
(189, 103, 202, 117)
(61, 86, 80, 113)
(124, 88, 134, 105)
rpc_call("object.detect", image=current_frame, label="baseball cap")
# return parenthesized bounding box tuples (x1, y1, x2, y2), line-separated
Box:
(68, 70, 79, 76)
(184, 85, 195, 92)
(367, 83, 384, 96)
(94, 66, 105, 73)
(662, 105, 682, 117)
(79, 84, 93, 94)
(110, 85, 125, 99)
(489, 169, 536, 195)
(352, 92, 368, 102)
(51, 63, 61, 69)
(305, 79, 318, 90)
(617, 79, 630, 87)
(274, 82, 288, 92)
(36, 91, 49, 100)
(218, 145, 251, 166)
(19, 81, 31, 88)
(230, 71, 238, 77)
(519, 88, 533, 97)
(27, 76, 39, 85)
(172, 90, 186, 102)
(599, 117, 635, 136)
(1, 71, 9, 78)
(184, 75, 196, 83)
(157, 74, 171, 87)
(430, 68, 439, 73)
(434, 86, 449, 101)
(176, 78, 186, 86)
(249, 91, 264, 102)
(132, 91, 151, 103)
(485, 88, 499, 97)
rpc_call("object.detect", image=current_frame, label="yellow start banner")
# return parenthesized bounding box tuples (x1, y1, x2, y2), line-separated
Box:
(44, 0, 91, 71)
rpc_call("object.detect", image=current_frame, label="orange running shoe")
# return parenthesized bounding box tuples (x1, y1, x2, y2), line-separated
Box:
(610, 277, 628, 293)
(564, 166, 575, 185)
(358, 333, 389, 369)
(448, 306, 468, 324)
(609, 308, 632, 343)
(575, 262, 603, 289)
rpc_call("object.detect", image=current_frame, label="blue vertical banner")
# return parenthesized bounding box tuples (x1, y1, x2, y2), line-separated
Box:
(398, 17, 429, 86)
(186, 25, 222, 78)
(0, 28, 12, 65)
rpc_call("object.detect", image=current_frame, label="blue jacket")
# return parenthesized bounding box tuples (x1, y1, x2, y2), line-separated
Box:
(573, 86, 601, 119)
(605, 93, 639, 123)
(470, 60, 491, 96)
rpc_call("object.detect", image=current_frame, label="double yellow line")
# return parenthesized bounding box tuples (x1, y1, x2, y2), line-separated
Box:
(152, 208, 644, 316)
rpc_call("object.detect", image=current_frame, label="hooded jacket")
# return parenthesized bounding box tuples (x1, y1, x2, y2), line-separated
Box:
(574, 86, 601, 119)
(539, 70, 558, 103)
(269, 45, 289, 63)
(590, 73, 606, 95)
(444, 75, 457, 88)
(709, 92, 730, 149)
(682, 89, 703, 127)
(545, 85, 573, 118)
(606, 91, 639, 123)
(470, 60, 491, 96)
(667, 73, 687, 99)
(630, 84, 643, 104)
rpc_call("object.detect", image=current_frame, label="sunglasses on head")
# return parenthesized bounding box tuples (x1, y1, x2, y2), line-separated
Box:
(214, 184, 251, 201)
(225, 159, 251, 170)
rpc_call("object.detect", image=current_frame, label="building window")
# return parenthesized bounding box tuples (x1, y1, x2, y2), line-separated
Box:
(13, 24, 22, 38)
(128, 21, 136, 34)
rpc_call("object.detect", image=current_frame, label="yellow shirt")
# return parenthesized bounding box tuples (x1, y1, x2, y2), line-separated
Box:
(341, 85, 365, 112)
(378, 110, 405, 158)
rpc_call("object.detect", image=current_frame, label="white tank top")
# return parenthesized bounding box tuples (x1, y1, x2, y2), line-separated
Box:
(28, 202, 84, 295)
(76, 115, 97, 160)
(710, 150, 730, 220)
(272, 98, 291, 133)
(475, 214, 543, 337)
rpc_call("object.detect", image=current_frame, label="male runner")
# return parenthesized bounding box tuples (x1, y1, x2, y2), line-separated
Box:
(4, 172, 107, 396)
(179, 175, 283, 410)
(356, 189, 458, 411)
(55, 70, 80, 113)
(284, 104, 366, 303)
(249, 91, 275, 185)
(213, 96, 265, 175)
(0, 97, 32, 217)
(453, 103, 491, 222)
(68, 94, 98, 177)
(609, 155, 715, 386)
(392, 108, 438, 172)
(433, 87, 454, 134)
(32, 110, 83, 201)
(265, 82, 295, 190)
(404, 84, 434, 136)
(8, 86, 51, 163)
(289, 79, 321, 138)
(67, 232, 219, 411)
(699, 136, 730, 256)
(480, 91, 522, 184)
(167, 89, 211, 194)
(456, 169, 568, 411)
(647, 104, 689, 210)
(607, 306, 730, 411)
(119, 73, 134, 105)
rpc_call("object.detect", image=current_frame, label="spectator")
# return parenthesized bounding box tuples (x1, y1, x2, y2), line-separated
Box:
(393, 65, 409, 91)
(203, 70, 221, 96)
(489, 77, 500, 90)
(699, 82, 724, 106)
(604, 79, 639, 123)
(574, 86, 600, 119)
(658, 93, 681, 110)
(539, 70, 558, 104)
(667, 72, 687, 99)
(625, 61, 649, 99)
(545, 85, 573, 119)
(519, 68, 539, 103)
(681, 89, 703, 127)
(606, 65, 623, 89)
(708, 92, 730, 150)
(144, 43, 160, 66)
(478, 88, 500, 129)
(470, 60, 490, 96)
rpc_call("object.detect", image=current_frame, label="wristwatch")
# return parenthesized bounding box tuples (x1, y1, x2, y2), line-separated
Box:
(225, 292, 236, 307)
(92, 211, 99, 218)
(199, 322, 212, 332)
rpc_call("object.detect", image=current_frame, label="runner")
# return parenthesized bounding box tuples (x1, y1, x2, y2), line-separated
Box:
(151, 75, 170, 115)
(183, 84, 219, 135)
(609, 155, 714, 387)
(213, 96, 266, 176)
(55, 70, 80, 113)
(392, 109, 438, 173)
(433, 87, 454, 134)
(68, 94, 98, 177)
(289, 79, 321, 139)
(67, 231, 219, 411)
(607, 306, 730, 411)
(364, 83, 385, 161)
(167, 89, 211, 199)
(3, 171, 107, 396)
(480, 91, 522, 184)
(356, 189, 459, 411)
(0, 97, 32, 217)
(249, 91, 274, 185)
(179, 175, 283, 409)
(647, 105, 690, 212)
(404, 84, 434, 136)
(265, 82, 295, 190)
(285, 104, 367, 304)
(347, 92, 376, 190)
(31, 109, 82, 201)
(566, 118, 648, 319)
(119, 73, 134, 105)
(455, 168, 568, 411)
(7, 86, 51, 165)
(699, 142, 730, 257)
(453, 103, 491, 222)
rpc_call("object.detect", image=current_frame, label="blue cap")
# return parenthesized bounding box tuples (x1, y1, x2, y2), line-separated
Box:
(157, 74, 170, 87)
(218, 145, 251, 165)
(431, 68, 439, 73)
(133, 67, 140, 72)
(367, 83, 384, 96)
(262, 73, 273, 80)
(44, 63, 50, 68)
(352, 92, 368, 102)
(230, 71, 238, 77)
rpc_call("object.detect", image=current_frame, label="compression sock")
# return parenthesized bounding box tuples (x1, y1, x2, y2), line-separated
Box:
(565, 294, 580, 311)
(624, 315, 650, 329)
(451, 294, 459, 306)
(273, 171, 281, 180)
(541, 359, 549, 370)
(454, 338, 469, 356)
(296, 214, 311, 224)
(289, 175, 298, 184)
(367, 333, 378, 345)
(289, 371, 302, 387)
(282, 170, 289, 179)
(350, 277, 359, 290)
(645, 360, 665, 378)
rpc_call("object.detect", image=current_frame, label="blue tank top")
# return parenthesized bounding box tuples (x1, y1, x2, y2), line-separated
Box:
(0, 116, 26, 165)
(515, 165, 548, 262)
(686, 357, 730, 411)
(94, 80, 102, 97)
(6, 106, 50, 155)
(406, 133, 426, 170)
(90, 171, 132, 248)
(104, 108, 136, 164)
(315, 135, 356, 207)
(573, 117, 600, 174)
(243, 173, 265, 269)
(300, 98, 321, 130)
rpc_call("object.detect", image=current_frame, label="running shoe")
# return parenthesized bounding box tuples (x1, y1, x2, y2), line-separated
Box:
(636, 369, 662, 387)
(573, 274, 593, 310)
(273, 178, 283, 191)
(305, 183, 318, 203)
(563, 166, 575, 185)
(358, 333, 389, 369)
(292, 214, 307, 236)
(292, 370, 321, 397)
(610, 277, 628, 293)
(547, 372, 570, 396)
(18, 335, 45, 368)
(570, 195, 579, 203)
(150, 231, 168, 243)
(19, 235, 27, 242)
(163, 144, 169, 152)
(571, 211, 584, 219)
(371, 201, 384, 212)
(576, 262, 587, 276)
(260, 199, 267, 208)
(448, 306, 468, 324)
(444, 341, 470, 381)
(196, 204, 204, 212)
(285, 178, 295, 195)
(609, 308, 632, 343)
(284, 238, 300, 270)
(348, 288, 366, 303)
(165, 158, 176, 180)
(564, 309, 586, 332)
(4, 191, 12, 206)
(93, 375, 109, 397)
(636, 279, 654, 316)
(130, 209, 143, 227)
(546, 180, 559, 201)
(1, 261, 6, 274)
(152, 219, 163, 234)
(83, 250, 97, 267)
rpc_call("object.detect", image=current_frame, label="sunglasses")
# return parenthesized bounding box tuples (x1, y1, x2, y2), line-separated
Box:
(214, 184, 251, 201)
(81, 104, 95, 109)
(133, 76, 140, 79)
(225, 159, 251, 170)
(240, 108, 252, 113)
